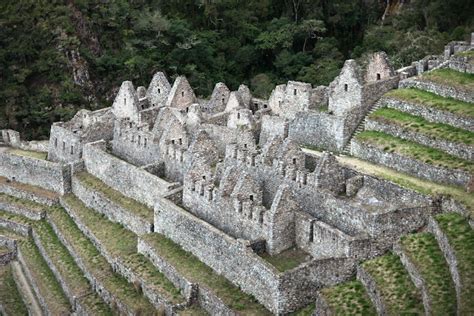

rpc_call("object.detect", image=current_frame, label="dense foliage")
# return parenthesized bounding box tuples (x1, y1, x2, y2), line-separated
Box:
(0, 0, 472, 139)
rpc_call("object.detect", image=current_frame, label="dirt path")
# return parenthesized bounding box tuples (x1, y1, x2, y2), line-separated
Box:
(11, 261, 43, 316)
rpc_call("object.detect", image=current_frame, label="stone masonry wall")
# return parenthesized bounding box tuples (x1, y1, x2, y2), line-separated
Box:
(365, 118, 473, 160)
(0, 180, 58, 206)
(0, 151, 71, 194)
(72, 176, 153, 235)
(83, 140, 177, 208)
(400, 78, 474, 103)
(383, 98, 474, 132)
(154, 196, 355, 314)
(351, 139, 472, 189)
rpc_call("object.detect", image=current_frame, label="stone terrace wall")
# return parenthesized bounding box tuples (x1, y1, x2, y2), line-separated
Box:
(365, 118, 473, 160)
(351, 139, 472, 189)
(400, 79, 474, 103)
(0, 151, 71, 194)
(0, 178, 58, 206)
(383, 98, 474, 132)
(154, 197, 355, 314)
(83, 140, 177, 208)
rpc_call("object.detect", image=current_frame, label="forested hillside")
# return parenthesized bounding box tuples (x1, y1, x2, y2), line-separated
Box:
(0, 0, 472, 139)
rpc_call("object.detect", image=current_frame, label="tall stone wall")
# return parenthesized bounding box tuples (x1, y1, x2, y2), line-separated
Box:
(0, 151, 71, 194)
(82, 140, 177, 208)
(154, 196, 355, 314)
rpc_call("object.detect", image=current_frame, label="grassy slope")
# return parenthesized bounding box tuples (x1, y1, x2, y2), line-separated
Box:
(356, 130, 474, 173)
(369, 107, 474, 145)
(385, 88, 474, 118)
(400, 233, 456, 315)
(7, 149, 48, 160)
(62, 194, 182, 303)
(435, 213, 474, 315)
(420, 68, 474, 92)
(0, 265, 29, 315)
(362, 253, 424, 315)
(320, 280, 376, 315)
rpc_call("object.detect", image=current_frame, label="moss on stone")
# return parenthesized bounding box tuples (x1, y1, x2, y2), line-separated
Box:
(400, 233, 456, 315)
(362, 253, 424, 315)
(435, 213, 474, 315)
(320, 280, 376, 316)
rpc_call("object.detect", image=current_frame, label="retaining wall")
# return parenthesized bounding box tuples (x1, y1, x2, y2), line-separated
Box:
(0, 151, 71, 194)
(154, 196, 355, 314)
(83, 140, 177, 208)
(365, 118, 473, 160)
(383, 97, 474, 132)
(399, 79, 474, 103)
(72, 177, 153, 235)
(351, 139, 472, 189)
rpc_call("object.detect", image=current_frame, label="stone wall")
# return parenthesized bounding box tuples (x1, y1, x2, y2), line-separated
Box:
(154, 196, 355, 314)
(0, 219, 31, 236)
(1, 129, 48, 152)
(400, 78, 474, 103)
(0, 198, 46, 221)
(83, 140, 177, 208)
(383, 97, 474, 132)
(351, 139, 472, 189)
(259, 115, 288, 146)
(58, 198, 184, 314)
(0, 151, 71, 194)
(356, 265, 386, 315)
(365, 118, 473, 160)
(0, 179, 58, 206)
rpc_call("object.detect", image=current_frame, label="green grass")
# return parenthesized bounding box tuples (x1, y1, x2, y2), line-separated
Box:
(19, 237, 71, 315)
(435, 213, 474, 315)
(289, 303, 315, 316)
(0, 209, 33, 226)
(61, 194, 183, 303)
(142, 234, 271, 314)
(0, 192, 47, 214)
(46, 204, 156, 312)
(369, 107, 474, 145)
(385, 88, 474, 118)
(356, 131, 474, 173)
(0, 265, 29, 315)
(421, 68, 474, 92)
(259, 247, 309, 272)
(320, 280, 376, 316)
(362, 253, 424, 315)
(455, 50, 474, 58)
(34, 220, 112, 315)
(0, 175, 58, 200)
(7, 148, 47, 160)
(75, 172, 153, 221)
(400, 233, 456, 315)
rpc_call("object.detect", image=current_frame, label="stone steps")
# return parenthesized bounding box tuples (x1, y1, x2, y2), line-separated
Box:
(46, 201, 157, 315)
(428, 213, 474, 315)
(60, 194, 187, 314)
(394, 232, 456, 315)
(357, 252, 424, 315)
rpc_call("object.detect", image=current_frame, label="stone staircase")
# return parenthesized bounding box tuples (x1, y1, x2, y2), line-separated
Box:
(315, 212, 474, 315)
(342, 99, 385, 154)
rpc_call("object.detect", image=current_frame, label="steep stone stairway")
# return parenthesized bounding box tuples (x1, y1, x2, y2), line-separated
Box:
(342, 99, 384, 154)
(314, 212, 474, 315)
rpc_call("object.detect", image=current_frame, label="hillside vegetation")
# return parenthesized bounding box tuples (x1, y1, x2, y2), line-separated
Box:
(0, 0, 472, 139)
